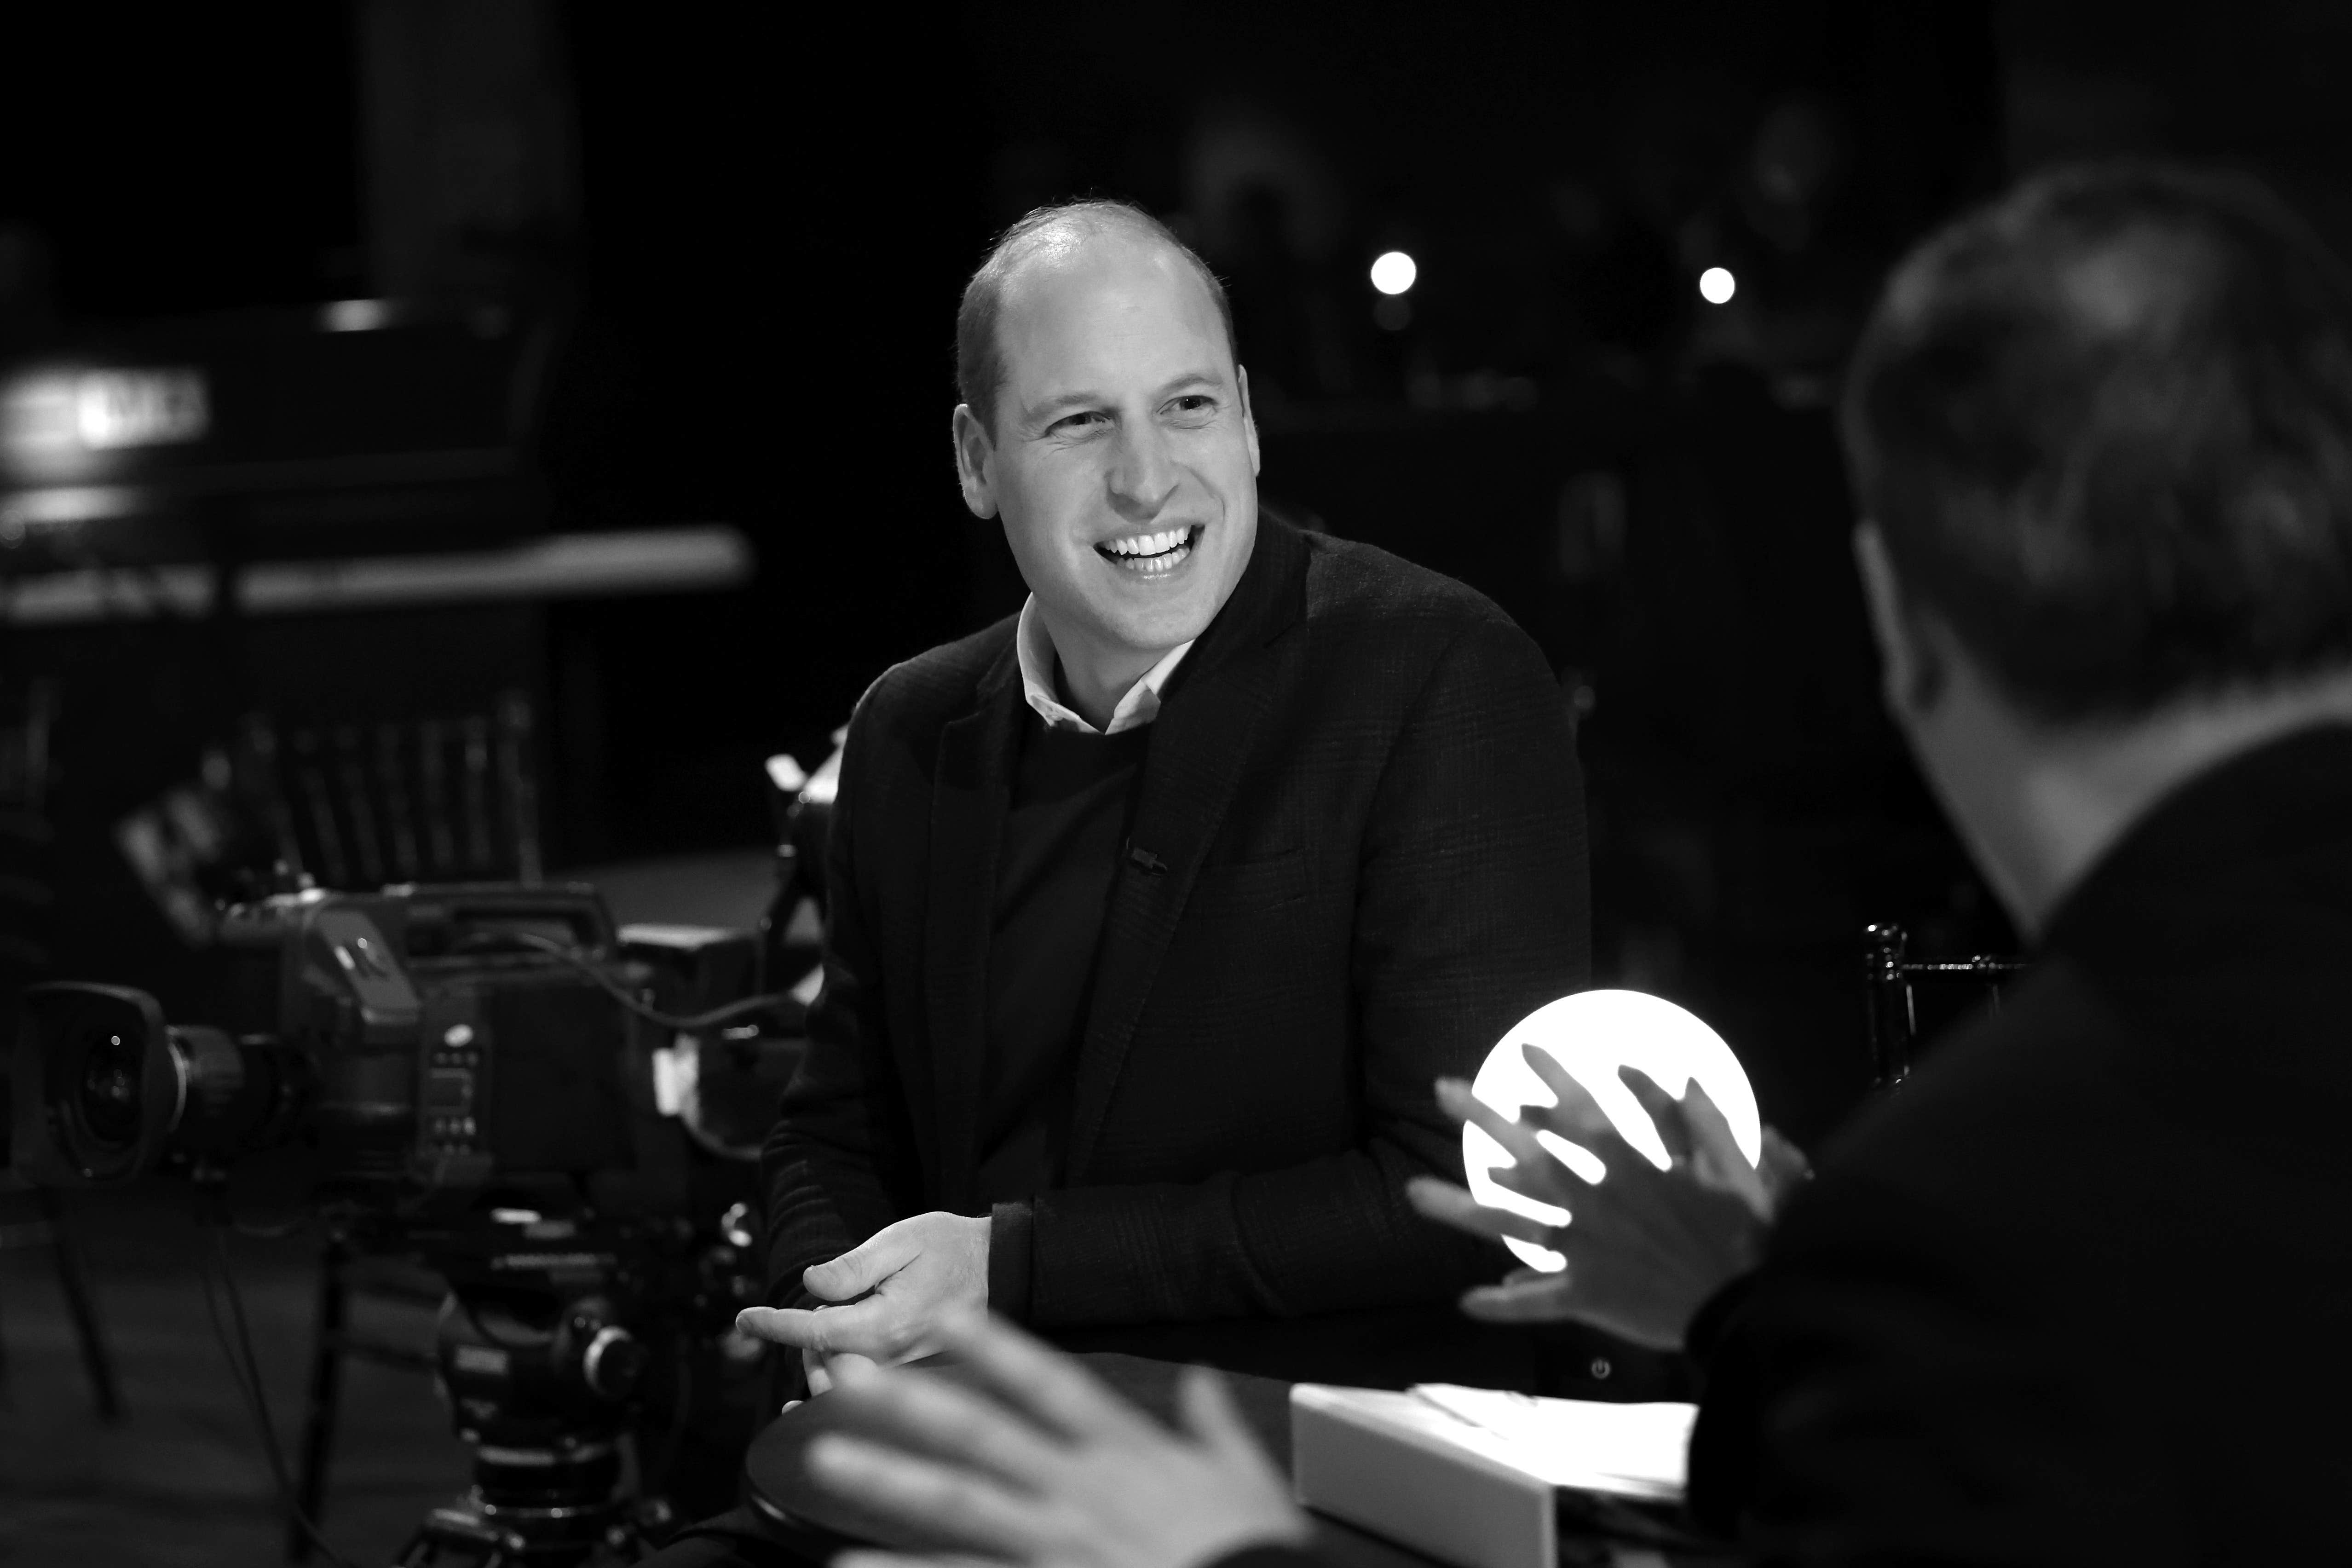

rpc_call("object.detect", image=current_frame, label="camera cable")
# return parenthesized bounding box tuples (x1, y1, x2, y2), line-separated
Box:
(198, 1225, 367, 1568)
(456, 928, 797, 1033)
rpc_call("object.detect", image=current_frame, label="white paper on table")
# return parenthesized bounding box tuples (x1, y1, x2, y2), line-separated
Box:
(1407, 1385, 1695, 1501)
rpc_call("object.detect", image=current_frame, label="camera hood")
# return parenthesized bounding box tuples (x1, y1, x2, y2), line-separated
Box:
(12, 983, 177, 1187)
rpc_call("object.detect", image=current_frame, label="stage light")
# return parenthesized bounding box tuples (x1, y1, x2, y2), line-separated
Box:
(1, 373, 80, 469)
(1699, 267, 1737, 305)
(1, 366, 209, 484)
(1370, 251, 1418, 296)
(1463, 990, 1760, 1273)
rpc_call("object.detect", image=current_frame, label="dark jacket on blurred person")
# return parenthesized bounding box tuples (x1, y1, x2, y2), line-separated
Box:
(761, 516, 1590, 1388)
(1684, 725, 2352, 1560)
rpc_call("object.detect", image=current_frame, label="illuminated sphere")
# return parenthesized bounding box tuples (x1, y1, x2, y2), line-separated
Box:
(1463, 990, 1760, 1273)
(1370, 250, 1418, 296)
(1698, 266, 1737, 305)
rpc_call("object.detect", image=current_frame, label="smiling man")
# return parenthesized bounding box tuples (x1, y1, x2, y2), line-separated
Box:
(735, 199, 1588, 1404)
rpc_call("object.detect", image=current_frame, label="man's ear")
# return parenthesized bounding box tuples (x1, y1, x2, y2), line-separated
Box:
(1853, 524, 1946, 715)
(1238, 364, 1262, 478)
(951, 404, 999, 520)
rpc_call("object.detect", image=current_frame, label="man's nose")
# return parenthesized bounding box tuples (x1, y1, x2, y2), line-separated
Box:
(1105, 421, 1179, 519)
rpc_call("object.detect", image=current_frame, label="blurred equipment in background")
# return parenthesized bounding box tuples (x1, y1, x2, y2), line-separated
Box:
(7, 881, 802, 1565)
(755, 735, 841, 1000)
(0, 305, 750, 625)
(0, 291, 751, 1017)
(0, 673, 124, 1427)
(114, 693, 548, 953)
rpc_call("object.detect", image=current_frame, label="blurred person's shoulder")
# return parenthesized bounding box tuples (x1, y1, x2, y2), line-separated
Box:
(1798, 963, 2136, 1232)
(1778, 935, 2352, 1310)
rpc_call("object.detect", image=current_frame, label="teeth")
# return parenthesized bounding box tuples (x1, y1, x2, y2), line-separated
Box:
(1101, 527, 1193, 557)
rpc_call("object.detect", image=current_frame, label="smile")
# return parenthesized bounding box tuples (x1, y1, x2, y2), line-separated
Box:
(1095, 524, 1201, 576)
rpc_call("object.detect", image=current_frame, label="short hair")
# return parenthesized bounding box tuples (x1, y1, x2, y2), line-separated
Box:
(955, 199, 1236, 438)
(1842, 161, 2352, 720)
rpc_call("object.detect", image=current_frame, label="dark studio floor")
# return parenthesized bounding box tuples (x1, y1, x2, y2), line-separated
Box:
(0, 850, 777, 1568)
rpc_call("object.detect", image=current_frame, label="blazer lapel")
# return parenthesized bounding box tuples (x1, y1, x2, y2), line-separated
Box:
(924, 643, 1024, 1213)
(1066, 520, 1310, 1179)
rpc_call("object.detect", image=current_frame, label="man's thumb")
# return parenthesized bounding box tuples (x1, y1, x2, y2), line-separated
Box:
(1177, 1363, 1257, 1455)
(803, 1234, 903, 1301)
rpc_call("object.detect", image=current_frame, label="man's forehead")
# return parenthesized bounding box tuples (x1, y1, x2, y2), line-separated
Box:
(996, 231, 1228, 381)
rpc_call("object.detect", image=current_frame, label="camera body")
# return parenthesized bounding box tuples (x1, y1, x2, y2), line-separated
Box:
(10, 882, 667, 1211)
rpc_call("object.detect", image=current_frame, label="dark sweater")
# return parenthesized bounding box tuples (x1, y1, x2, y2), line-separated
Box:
(979, 713, 1149, 1315)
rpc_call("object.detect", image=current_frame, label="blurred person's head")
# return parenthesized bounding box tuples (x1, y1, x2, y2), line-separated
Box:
(1844, 162, 2352, 933)
(951, 201, 1258, 721)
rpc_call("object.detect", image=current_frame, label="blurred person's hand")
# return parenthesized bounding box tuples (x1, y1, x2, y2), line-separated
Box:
(735, 1211, 991, 1391)
(806, 1312, 1310, 1568)
(1408, 1045, 1809, 1350)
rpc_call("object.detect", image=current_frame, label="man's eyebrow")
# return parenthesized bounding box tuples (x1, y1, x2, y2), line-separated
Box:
(1153, 369, 1227, 397)
(1027, 390, 1107, 421)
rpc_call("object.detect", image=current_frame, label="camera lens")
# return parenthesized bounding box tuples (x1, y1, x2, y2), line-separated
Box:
(75, 1031, 144, 1150)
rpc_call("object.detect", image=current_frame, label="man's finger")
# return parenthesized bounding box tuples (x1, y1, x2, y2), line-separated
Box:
(738, 1299, 893, 1357)
(1176, 1362, 1274, 1467)
(734, 1305, 800, 1347)
(1521, 1045, 1614, 1137)
(1677, 1078, 1768, 1202)
(1491, 1155, 1587, 1214)
(927, 1312, 1161, 1446)
(1680, 1078, 1753, 1169)
(1760, 1126, 1812, 1193)
(1435, 1078, 1552, 1173)
(825, 1363, 1070, 1487)
(1406, 1175, 1563, 1248)
(805, 1229, 918, 1302)
(1518, 1054, 1650, 1173)
(1458, 1268, 1580, 1324)
(804, 1432, 1039, 1556)
(836, 1553, 1000, 1568)
(1619, 1065, 1695, 1167)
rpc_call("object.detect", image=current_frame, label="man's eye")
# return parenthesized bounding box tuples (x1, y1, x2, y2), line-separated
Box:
(1050, 410, 1108, 433)
(1167, 395, 1217, 417)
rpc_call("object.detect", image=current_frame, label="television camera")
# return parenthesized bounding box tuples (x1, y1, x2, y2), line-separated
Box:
(8, 880, 804, 1567)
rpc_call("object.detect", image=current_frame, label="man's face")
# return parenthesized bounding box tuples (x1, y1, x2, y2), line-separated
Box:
(956, 235, 1260, 669)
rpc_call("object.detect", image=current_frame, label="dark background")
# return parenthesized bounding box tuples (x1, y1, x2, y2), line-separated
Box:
(9, 0, 2352, 1142)
(10, 6, 2352, 1564)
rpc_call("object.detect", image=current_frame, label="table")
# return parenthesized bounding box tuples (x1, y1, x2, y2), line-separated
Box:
(738, 1354, 1739, 1568)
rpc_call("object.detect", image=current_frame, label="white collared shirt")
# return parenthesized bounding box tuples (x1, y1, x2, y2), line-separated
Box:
(1015, 594, 1194, 735)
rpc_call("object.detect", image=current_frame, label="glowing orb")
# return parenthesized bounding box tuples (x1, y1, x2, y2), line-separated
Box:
(1698, 266, 1737, 305)
(1463, 990, 1760, 1274)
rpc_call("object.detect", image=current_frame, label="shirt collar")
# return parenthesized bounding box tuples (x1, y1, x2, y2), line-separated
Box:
(1015, 595, 1193, 735)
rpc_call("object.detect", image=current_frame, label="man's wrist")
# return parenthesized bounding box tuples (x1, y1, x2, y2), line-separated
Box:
(987, 1200, 1035, 1322)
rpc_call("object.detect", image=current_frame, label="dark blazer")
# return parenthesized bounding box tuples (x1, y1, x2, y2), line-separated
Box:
(1688, 725, 2352, 1563)
(760, 517, 1590, 1387)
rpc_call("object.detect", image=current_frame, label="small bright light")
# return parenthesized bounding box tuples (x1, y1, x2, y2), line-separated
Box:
(323, 298, 393, 333)
(1698, 266, 1737, 305)
(1464, 990, 1761, 1273)
(1370, 250, 1418, 296)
